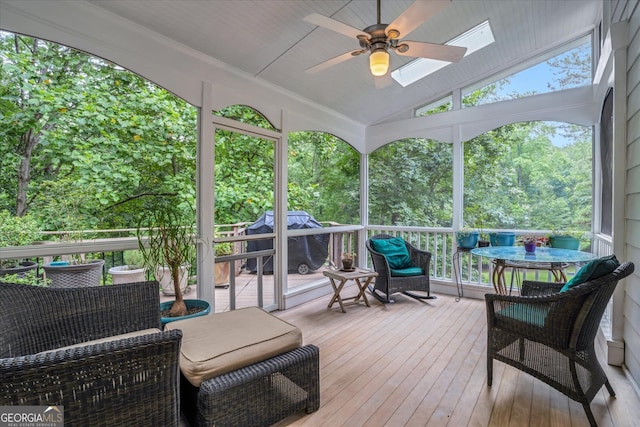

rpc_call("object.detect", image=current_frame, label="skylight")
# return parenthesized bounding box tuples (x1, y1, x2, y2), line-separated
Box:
(391, 20, 495, 87)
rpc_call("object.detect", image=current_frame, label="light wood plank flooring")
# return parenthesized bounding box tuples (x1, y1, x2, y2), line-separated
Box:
(271, 289, 640, 427)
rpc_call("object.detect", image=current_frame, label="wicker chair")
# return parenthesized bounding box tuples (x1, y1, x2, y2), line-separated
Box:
(485, 261, 634, 427)
(366, 233, 435, 303)
(0, 281, 182, 427)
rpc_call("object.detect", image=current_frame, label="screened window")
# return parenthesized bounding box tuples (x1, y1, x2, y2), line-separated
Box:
(415, 95, 453, 117)
(463, 121, 592, 233)
(288, 132, 360, 225)
(369, 139, 453, 227)
(0, 31, 197, 238)
(462, 35, 592, 107)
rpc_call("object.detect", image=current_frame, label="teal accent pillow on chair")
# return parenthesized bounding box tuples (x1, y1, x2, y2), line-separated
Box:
(560, 254, 620, 292)
(370, 237, 413, 269)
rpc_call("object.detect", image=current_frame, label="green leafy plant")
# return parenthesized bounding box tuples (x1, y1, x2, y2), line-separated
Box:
(0, 270, 50, 287)
(214, 241, 235, 256)
(341, 252, 356, 261)
(0, 210, 41, 268)
(455, 227, 478, 238)
(137, 197, 196, 318)
(550, 229, 585, 239)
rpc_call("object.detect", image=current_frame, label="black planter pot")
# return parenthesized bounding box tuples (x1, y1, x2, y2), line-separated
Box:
(0, 261, 38, 278)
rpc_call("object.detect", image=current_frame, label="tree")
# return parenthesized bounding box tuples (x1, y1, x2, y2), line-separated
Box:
(0, 31, 197, 233)
(288, 131, 359, 224)
(369, 138, 453, 227)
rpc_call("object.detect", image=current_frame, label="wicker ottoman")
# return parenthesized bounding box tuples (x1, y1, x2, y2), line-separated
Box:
(165, 307, 319, 426)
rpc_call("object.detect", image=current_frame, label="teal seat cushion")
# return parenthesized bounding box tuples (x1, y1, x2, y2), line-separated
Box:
(560, 254, 620, 292)
(370, 237, 412, 269)
(497, 303, 549, 328)
(391, 267, 423, 277)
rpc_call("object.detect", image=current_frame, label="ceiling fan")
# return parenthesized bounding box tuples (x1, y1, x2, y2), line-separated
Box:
(304, 0, 467, 78)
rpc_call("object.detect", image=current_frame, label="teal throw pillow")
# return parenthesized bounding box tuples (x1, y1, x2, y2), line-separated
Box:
(370, 237, 413, 269)
(560, 254, 620, 292)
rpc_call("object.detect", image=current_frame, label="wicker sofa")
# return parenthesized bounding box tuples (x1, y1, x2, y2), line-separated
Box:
(0, 281, 182, 427)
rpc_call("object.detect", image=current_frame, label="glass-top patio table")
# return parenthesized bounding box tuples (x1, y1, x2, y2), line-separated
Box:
(470, 246, 596, 295)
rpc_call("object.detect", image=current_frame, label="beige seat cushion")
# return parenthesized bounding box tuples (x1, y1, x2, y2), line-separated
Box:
(39, 328, 163, 353)
(165, 306, 302, 387)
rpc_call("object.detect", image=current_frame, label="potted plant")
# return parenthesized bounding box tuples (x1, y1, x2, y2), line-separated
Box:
(521, 235, 537, 253)
(214, 240, 235, 287)
(455, 228, 479, 249)
(0, 211, 41, 277)
(137, 197, 208, 319)
(41, 225, 105, 288)
(549, 230, 582, 250)
(489, 231, 516, 246)
(108, 250, 147, 284)
(476, 221, 490, 247)
(341, 252, 356, 270)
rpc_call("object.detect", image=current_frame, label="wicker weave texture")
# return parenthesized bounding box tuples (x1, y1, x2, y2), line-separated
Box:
(0, 281, 182, 427)
(43, 259, 105, 288)
(181, 344, 320, 427)
(485, 261, 634, 427)
(366, 234, 433, 302)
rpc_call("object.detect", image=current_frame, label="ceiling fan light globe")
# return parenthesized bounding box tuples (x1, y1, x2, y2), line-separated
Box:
(370, 49, 389, 76)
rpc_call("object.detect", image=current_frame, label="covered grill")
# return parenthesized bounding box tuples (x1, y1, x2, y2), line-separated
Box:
(245, 211, 329, 274)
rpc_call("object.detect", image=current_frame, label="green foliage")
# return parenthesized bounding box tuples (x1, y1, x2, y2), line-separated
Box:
(0, 210, 41, 246)
(0, 270, 50, 287)
(214, 122, 275, 224)
(463, 120, 591, 232)
(369, 138, 453, 226)
(123, 250, 145, 268)
(214, 242, 234, 256)
(0, 31, 197, 232)
(0, 30, 595, 242)
(288, 131, 360, 224)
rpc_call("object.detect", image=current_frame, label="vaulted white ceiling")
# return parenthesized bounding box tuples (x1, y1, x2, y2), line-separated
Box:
(30, 1, 605, 125)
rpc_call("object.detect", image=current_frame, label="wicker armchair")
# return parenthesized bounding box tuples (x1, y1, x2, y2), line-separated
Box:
(485, 261, 634, 427)
(0, 281, 182, 427)
(366, 233, 435, 303)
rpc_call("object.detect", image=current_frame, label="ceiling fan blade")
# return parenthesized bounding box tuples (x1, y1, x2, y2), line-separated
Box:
(305, 50, 362, 74)
(386, 0, 451, 38)
(395, 41, 467, 63)
(304, 13, 370, 40)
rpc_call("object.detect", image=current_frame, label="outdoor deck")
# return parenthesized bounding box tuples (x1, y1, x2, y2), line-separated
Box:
(160, 267, 330, 312)
(165, 273, 640, 426)
(271, 292, 640, 426)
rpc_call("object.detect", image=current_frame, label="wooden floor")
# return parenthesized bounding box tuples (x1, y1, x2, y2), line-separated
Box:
(269, 290, 640, 427)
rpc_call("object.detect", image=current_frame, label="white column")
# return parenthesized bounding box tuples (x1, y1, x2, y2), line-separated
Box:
(196, 81, 215, 306)
(275, 111, 288, 309)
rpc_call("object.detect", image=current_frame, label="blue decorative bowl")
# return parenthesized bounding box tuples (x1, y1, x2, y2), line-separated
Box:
(160, 299, 211, 325)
